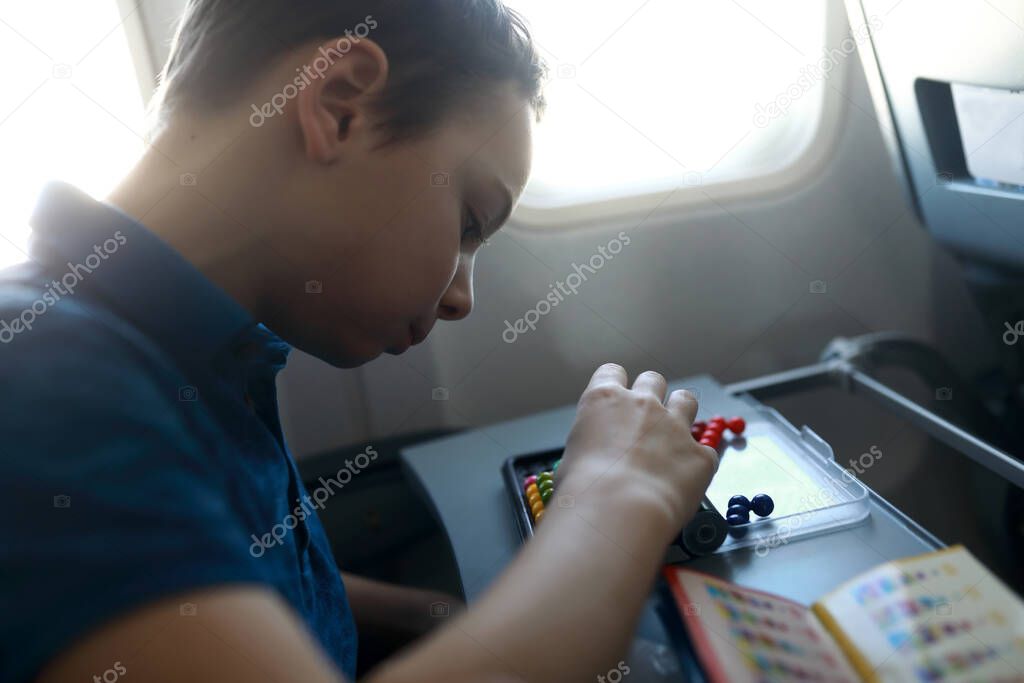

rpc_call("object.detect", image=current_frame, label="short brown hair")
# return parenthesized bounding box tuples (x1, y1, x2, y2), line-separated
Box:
(155, 0, 547, 142)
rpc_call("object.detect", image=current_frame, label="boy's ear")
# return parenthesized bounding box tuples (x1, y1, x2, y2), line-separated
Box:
(295, 38, 390, 163)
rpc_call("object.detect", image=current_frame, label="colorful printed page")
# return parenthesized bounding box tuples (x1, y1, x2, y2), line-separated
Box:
(664, 566, 861, 683)
(812, 545, 1024, 682)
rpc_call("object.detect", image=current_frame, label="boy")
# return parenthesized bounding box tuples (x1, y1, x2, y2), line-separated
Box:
(0, 1, 718, 681)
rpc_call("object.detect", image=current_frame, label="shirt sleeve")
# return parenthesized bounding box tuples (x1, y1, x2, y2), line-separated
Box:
(0, 305, 270, 682)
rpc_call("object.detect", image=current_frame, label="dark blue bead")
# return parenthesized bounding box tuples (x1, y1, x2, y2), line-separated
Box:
(728, 495, 751, 511)
(726, 513, 748, 526)
(726, 505, 750, 521)
(751, 494, 774, 517)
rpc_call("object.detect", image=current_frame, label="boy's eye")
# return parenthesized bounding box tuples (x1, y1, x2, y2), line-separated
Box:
(462, 207, 489, 247)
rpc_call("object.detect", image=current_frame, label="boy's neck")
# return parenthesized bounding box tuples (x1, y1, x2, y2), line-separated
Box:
(107, 114, 276, 323)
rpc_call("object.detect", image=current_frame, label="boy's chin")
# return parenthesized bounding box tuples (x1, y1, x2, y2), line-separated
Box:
(300, 340, 383, 369)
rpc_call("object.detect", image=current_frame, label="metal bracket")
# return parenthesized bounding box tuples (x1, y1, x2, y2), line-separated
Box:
(725, 354, 1024, 490)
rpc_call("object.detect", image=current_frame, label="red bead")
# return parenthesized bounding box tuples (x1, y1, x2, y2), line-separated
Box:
(690, 425, 703, 439)
(700, 432, 720, 448)
(727, 417, 746, 434)
(692, 421, 707, 433)
(704, 422, 725, 436)
(709, 416, 726, 430)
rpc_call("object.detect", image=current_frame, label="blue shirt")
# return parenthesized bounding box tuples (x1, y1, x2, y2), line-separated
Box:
(0, 182, 357, 681)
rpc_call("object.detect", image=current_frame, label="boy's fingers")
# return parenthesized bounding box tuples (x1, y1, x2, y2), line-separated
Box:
(666, 389, 699, 425)
(632, 371, 667, 401)
(585, 363, 628, 391)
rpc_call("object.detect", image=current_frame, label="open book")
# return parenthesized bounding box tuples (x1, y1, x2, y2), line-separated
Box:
(663, 546, 1024, 682)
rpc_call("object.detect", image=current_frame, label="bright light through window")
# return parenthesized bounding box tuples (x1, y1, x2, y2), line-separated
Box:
(505, 0, 828, 213)
(0, 1, 147, 268)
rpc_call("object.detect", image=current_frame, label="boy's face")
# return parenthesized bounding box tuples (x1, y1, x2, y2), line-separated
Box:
(261, 81, 534, 368)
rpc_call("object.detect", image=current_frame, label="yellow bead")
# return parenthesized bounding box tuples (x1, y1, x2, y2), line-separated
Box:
(526, 483, 540, 498)
(530, 500, 544, 517)
(534, 508, 545, 523)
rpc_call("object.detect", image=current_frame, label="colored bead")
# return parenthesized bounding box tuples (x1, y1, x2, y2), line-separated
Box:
(751, 494, 774, 517)
(726, 505, 749, 521)
(527, 492, 541, 506)
(726, 513, 748, 526)
(728, 495, 751, 510)
(534, 508, 545, 523)
(709, 416, 726, 429)
(530, 500, 544, 516)
(704, 422, 725, 436)
(692, 421, 707, 433)
(538, 471, 554, 483)
(690, 425, 704, 439)
(526, 484, 540, 498)
(700, 432, 720, 448)
(727, 417, 746, 434)
(540, 488, 553, 503)
(523, 475, 538, 489)
(553, 460, 561, 473)
(538, 480, 554, 494)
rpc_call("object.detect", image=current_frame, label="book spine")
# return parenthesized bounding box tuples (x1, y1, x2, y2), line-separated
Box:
(810, 602, 879, 683)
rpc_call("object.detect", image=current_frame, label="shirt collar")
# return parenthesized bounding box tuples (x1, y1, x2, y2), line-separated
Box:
(28, 181, 290, 373)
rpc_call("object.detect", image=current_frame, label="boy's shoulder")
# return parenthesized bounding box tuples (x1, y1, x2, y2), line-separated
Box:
(0, 259, 174, 375)
(0, 259, 200, 445)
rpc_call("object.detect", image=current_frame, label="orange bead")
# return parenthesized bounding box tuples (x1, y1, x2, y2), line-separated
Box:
(534, 508, 545, 523)
(530, 500, 544, 517)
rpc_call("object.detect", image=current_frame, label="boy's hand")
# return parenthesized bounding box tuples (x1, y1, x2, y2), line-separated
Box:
(555, 364, 718, 541)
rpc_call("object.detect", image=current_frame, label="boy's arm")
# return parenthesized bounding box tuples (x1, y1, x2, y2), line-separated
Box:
(341, 572, 464, 670)
(37, 586, 344, 683)
(367, 365, 716, 682)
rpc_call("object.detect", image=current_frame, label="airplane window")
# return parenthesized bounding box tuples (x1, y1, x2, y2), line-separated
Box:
(0, 1, 147, 268)
(506, 0, 830, 223)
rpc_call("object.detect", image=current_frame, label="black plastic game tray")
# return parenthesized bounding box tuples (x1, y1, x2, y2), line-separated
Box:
(502, 450, 730, 560)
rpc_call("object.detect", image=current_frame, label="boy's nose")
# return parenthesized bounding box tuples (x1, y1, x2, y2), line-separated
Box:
(438, 262, 474, 321)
